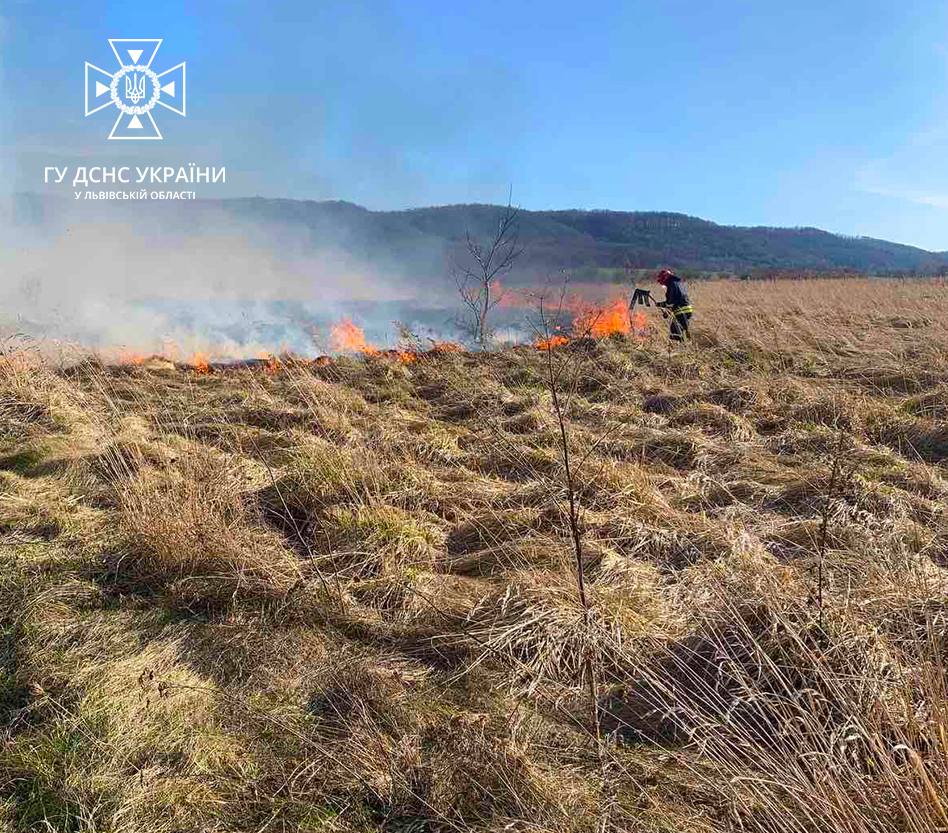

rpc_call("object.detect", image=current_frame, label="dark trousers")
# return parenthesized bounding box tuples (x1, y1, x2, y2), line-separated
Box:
(670, 312, 692, 341)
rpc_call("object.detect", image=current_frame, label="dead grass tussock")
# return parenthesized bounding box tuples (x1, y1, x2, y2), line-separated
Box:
(702, 384, 773, 414)
(593, 509, 745, 571)
(447, 507, 541, 554)
(462, 442, 562, 481)
(428, 373, 511, 422)
(770, 467, 908, 524)
(843, 364, 946, 395)
(902, 385, 948, 421)
(890, 508, 948, 568)
(676, 475, 773, 511)
(445, 535, 576, 577)
(565, 397, 645, 430)
(113, 448, 301, 604)
(268, 439, 436, 523)
(381, 420, 463, 466)
(634, 608, 945, 832)
(785, 391, 867, 432)
(313, 503, 445, 579)
(502, 404, 558, 436)
(348, 569, 484, 622)
(876, 417, 948, 464)
(642, 391, 696, 414)
(570, 460, 670, 515)
(302, 656, 600, 830)
(278, 369, 372, 419)
(598, 425, 710, 471)
(608, 597, 890, 736)
(62, 435, 181, 509)
(0, 474, 93, 543)
(763, 517, 866, 560)
(0, 601, 266, 829)
(461, 569, 660, 691)
(766, 375, 832, 405)
(668, 402, 756, 440)
(874, 459, 948, 502)
(0, 346, 92, 438)
(763, 424, 849, 457)
(603, 539, 948, 831)
(422, 472, 536, 520)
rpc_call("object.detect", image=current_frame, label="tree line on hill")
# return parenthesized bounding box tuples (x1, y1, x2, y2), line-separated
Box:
(11, 193, 948, 279)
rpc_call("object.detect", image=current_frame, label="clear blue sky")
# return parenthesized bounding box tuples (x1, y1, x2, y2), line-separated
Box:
(2, 0, 948, 249)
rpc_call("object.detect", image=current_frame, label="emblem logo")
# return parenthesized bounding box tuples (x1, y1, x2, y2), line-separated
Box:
(85, 39, 186, 140)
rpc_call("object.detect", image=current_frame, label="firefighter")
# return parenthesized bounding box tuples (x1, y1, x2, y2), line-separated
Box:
(655, 269, 693, 342)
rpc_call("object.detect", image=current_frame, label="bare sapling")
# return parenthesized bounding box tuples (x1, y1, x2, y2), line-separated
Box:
(528, 279, 641, 746)
(453, 189, 525, 347)
(816, 422, 857, 627)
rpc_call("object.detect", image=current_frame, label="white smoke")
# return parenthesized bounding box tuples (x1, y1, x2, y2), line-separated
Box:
(0, 195, 465, 359)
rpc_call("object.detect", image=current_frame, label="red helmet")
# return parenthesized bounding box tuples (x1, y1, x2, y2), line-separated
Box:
(656, 269, 673, 286)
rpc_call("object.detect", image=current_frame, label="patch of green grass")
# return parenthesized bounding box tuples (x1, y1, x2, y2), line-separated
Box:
(294, 801, 352, 831)
(0, 623, 27, 724)
(319, 504, 445, 577)
(0, 448, 46, 477)
(5, 781, 84, 833)
(1, 722, 111, 833)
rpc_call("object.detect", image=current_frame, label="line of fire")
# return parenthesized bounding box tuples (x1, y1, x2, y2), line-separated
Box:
(91, 286, 652, 375)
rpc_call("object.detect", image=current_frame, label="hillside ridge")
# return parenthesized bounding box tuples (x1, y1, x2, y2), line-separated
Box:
(11, 192, 948, 276)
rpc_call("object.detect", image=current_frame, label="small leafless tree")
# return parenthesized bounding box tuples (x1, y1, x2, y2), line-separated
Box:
(517, 277, 640, 745)
(453, 191, 525, 347)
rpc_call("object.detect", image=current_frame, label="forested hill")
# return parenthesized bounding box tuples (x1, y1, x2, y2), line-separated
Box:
(12, 193, 948, 277)
(383, 204, 948, 275)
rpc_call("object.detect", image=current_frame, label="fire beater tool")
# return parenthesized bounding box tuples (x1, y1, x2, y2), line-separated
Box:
(630, 288, 669, 319)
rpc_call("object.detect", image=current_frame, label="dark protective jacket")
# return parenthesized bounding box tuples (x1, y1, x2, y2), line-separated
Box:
(662, 275, 692, 314)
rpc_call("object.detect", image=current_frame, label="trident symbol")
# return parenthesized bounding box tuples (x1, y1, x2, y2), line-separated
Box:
(126, 72, 146, 104)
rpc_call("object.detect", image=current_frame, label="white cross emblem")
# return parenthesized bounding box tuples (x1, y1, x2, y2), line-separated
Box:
(85, 39, 186, 140)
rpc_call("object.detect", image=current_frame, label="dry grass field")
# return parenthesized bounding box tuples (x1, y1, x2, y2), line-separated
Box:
(2, 277, 948, 832)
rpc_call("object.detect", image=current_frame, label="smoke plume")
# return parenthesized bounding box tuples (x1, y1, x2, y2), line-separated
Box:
(1, 194, 465, 359)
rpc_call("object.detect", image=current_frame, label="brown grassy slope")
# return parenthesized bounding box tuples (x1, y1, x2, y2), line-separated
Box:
(1, 277, 948, 832)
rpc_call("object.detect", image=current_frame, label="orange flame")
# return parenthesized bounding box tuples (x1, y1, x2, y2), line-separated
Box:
(531, 297, 633, 349)
(572, 298, 632, 338)
(190, 352, 210, 375)
(329, 320, 422, 363)
(257, 351, 282, 374)
(501, 283, 642, 344)
(500, 283, 657, 349)
(330, 319, 377, 355)
(86, 293, 650, 372)
(630, 310, 648, 336)
(535, 335, 570, 351)
(429, 340, 463, 352)
(115, 350, 151, 365)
